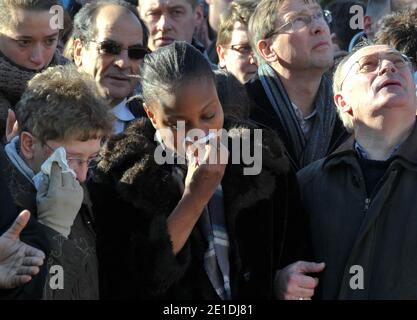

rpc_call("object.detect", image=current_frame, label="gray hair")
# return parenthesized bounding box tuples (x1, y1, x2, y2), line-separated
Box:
(72, 0, 148, 47)
(332, 40, 374, 132)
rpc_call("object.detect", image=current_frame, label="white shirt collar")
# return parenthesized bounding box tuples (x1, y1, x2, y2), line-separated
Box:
(111, 98, 135, 122)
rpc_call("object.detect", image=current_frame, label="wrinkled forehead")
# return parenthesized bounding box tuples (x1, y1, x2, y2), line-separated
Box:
(343, 45, 401, 74)
(140, 0, 192, 10)
(278, 0, 321, 17)
(94, 6, 143, 44)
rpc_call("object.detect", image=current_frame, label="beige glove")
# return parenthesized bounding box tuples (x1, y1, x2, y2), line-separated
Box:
(36, 162, 84, 238)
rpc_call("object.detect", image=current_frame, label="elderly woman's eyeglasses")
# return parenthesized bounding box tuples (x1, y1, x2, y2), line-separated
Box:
(43, 142, 102, 169)
(339, 52, 412, 90)
(265, 9, 332, 38)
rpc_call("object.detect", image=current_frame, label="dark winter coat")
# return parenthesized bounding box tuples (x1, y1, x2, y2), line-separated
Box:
(298, 122, 417, 299)
(89, 117, 313, 300)
(0, 148, 49, 300)
(0, 146, 99, 300)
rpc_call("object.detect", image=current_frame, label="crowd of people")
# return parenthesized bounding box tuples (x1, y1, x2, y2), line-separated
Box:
(0, 0, 417, 300)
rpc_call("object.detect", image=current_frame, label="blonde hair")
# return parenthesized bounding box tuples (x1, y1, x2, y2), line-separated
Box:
(217, 0, 259, 47)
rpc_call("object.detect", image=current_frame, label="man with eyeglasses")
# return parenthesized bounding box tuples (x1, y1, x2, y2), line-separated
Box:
(72, 0, 149, 134)
(297, 44, 417, 299)
(216, 0, 259, 84)
(246, 0, 349, 171)
(1, 65, 114, 299)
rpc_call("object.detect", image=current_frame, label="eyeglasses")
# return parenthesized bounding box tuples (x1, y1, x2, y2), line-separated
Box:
(339, 52, 412, 90)
(43, 142, 102, 169)
(265, 9, 332, 38)
(92, 39, 149, 60)
(228, 44, 253, 56)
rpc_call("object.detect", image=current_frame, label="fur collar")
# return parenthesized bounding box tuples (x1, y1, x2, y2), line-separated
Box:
(95, 117, 290, 218)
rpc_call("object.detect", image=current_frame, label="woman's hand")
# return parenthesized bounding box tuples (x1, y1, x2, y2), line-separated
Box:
(183, 142, 229, 208)
(167, 141, 229, 255)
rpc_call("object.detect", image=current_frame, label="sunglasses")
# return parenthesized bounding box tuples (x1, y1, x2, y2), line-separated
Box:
(93, 39, 149, 60)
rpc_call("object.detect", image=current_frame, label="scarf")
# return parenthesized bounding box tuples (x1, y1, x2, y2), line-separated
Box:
(0, 50, 68, 103)
(5, 136, 35, 184)
(199, 185, 231, 300)
(0, 50, 69, 135)
(171, 166, 231, 300)
(258, 63, 337, 168)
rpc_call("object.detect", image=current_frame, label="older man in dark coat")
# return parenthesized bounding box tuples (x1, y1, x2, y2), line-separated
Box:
(298, 44, 417, 299)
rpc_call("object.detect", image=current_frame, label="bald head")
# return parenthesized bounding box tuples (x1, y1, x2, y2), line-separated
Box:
(334, 44, 398, 92)
(73, 0, 147, 46)
(94, 5, 143, 41)
(333, 44, 416, 132)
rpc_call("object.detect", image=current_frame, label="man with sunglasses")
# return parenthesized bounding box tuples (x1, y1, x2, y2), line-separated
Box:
(1, 65, 114, 299)
(246, 0, 349, 171)
(298, 44, 417, 299)
(73, 0, 149, 134)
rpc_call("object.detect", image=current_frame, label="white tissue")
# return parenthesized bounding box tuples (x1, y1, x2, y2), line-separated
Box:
(183, 132, 217, 148)
(183, 132, 218, 164)
(33, 147, 76, 190)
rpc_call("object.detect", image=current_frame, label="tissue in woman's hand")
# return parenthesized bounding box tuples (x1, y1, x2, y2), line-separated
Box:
(33, 147, 76, 189)
(184, 132, 217, 164)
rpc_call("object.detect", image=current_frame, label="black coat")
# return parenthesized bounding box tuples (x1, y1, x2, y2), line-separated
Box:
(298, 124, 417, 299)
(0, 146, 49, 299)
(0, 146, 99, 300)
(246, 73, 349, 171)
(89, 117, 313, 299)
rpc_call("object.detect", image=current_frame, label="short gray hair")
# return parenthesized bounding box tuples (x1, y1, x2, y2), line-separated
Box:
(72, 0, 148, 47)
(332, 40, 374, 133)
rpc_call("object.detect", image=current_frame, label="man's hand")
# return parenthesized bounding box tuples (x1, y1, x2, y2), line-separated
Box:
(274, 261, 325, 300)
(0, 210, 46, 289)
(36, 162, 84, 238)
